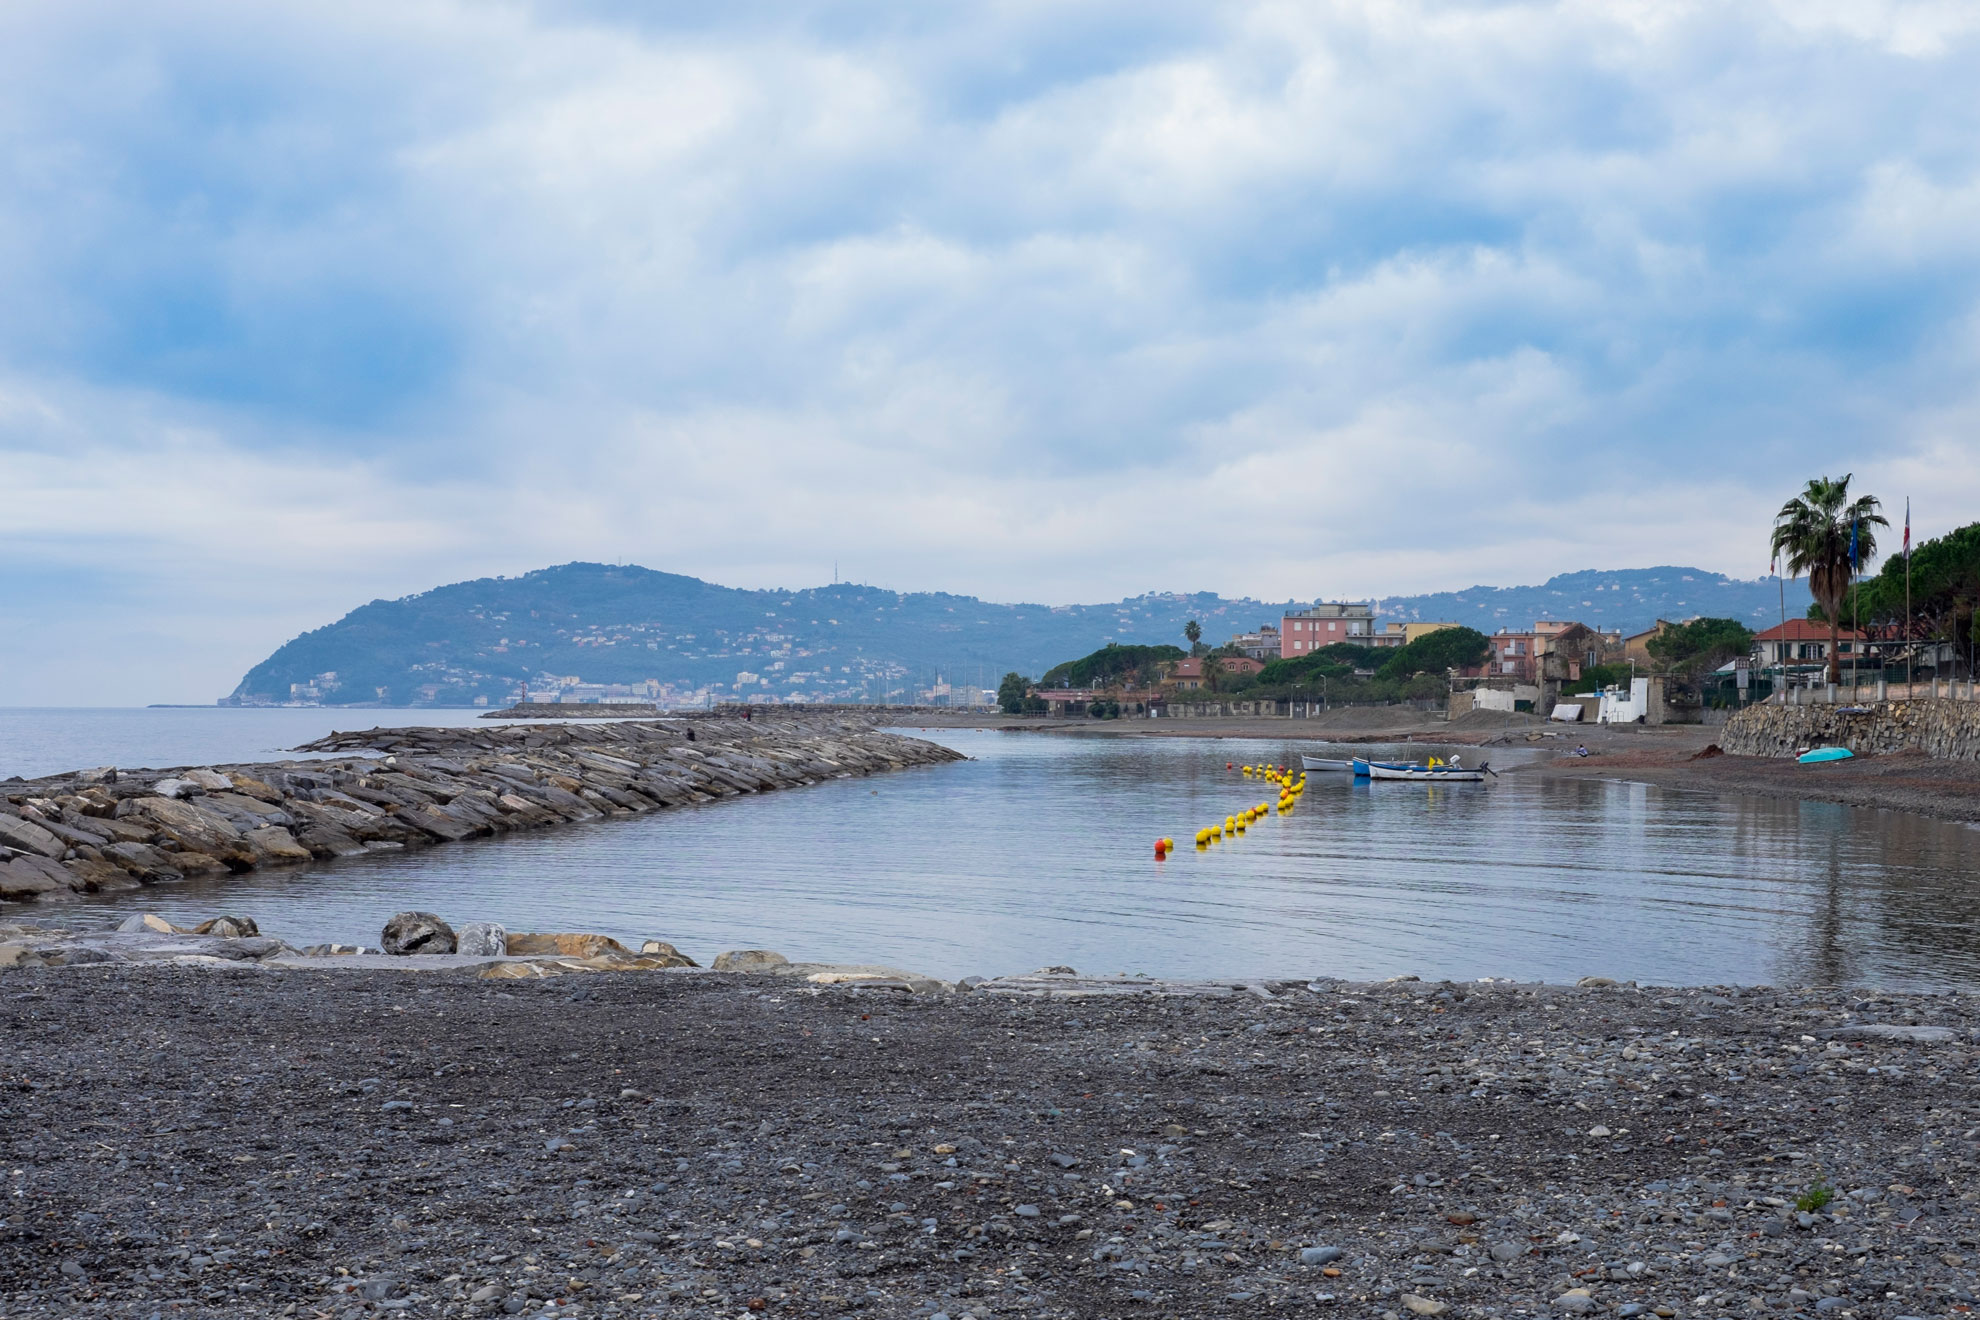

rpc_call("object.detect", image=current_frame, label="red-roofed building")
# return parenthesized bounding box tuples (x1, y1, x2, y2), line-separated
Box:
(1752, 619, 1865, 667)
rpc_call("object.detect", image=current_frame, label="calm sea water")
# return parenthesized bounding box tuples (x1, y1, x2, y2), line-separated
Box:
(1, 706, 526, 781)
(29, 719, 1980, 988)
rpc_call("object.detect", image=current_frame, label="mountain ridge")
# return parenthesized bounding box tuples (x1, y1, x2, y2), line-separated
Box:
(228, 562, 1811, 706)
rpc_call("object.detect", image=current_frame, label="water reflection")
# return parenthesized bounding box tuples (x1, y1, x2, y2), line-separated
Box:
(66, 729, 1980, 988)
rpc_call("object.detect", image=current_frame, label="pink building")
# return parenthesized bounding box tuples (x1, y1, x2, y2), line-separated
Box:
(1280, 602, 1376, 656)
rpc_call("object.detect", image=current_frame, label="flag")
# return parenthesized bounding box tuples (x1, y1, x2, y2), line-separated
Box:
(1904, 497, 1911, 559)
(1850, 518, 1859, 570)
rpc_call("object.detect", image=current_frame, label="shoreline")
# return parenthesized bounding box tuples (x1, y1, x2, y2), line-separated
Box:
(3, 958, 1974, 1318)
(904, 711, 1980, 827)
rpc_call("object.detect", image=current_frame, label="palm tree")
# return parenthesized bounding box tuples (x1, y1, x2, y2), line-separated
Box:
(1770, 474, 1888, 684)
(1183, 618, 1204, 657)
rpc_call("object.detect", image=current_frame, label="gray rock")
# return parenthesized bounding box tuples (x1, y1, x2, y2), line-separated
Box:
(194, 915, 259, 938)
(380, 911, 456, 956)
(76, 766, 117, 785)
(151, 778, 199, 800)
(470, 1284, 504, 1303)
(1014, 1204, 1040, 1217)
(1553, 1294, 1595, 1314)
(712, 948, 790, 971)
(1826, 1023, 1957, 1044)
(455, 921, 508, 957)
(1301, 1246, 1345, 1266)
(0, 814, 66, 859)
(1489, 1241, 1525, 1263)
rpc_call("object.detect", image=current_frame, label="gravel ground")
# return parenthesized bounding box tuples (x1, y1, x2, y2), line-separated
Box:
(5, 967, 1979, 1319)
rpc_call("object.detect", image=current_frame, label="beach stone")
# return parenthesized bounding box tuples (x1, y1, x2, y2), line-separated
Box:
(194, 915, 260, 938)
(455, 922, 508, 957)
(1828, 1024, 1957, 1044)
(1554, 1291, 1595, 1313)
(1489, 1241, 1525, 1263)
(117, 913, 182, 934)
(506, 932, 632, 959)
(76, 766, 117, 785)
(713, 949, 789, 971)
(183, 768, 233, 791)
(638, 938, 699, 966)
(150, 777, 199, 799)
(1403, 1295, 1447, 1316)
(1301, 1246, 1345, 1266)
(380, 911, 456, 956)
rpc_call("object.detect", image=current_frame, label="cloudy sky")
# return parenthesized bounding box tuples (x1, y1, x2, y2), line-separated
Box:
(4, 1, 1979, 703)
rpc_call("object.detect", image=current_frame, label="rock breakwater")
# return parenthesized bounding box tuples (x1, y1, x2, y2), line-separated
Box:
(1721, 696, 1980, 760)
(0, 715, 964, 905)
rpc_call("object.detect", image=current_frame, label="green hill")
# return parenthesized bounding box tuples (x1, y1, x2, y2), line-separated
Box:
(228, 562, 1811, 707)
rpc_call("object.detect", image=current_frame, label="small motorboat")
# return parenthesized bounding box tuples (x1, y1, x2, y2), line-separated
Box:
(1366, 761, 1491, 782)
(1349, 757, 1429, 777)
(1797, 746, 1854, 764)
(1301, 755, 1354, 772)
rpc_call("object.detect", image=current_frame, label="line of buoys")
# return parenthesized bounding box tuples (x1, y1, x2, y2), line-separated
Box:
(1186, 761, 1310, 852)
(1153, 836, 1175, 858)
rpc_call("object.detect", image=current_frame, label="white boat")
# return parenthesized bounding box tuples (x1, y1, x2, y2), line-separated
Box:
(1365, 761, 1490, 782)
(1301, 755, 1354, 771)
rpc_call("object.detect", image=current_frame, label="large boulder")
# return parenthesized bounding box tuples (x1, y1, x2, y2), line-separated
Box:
(454, 921, 508, 957)
(244, 827, 312, 865)
(183, 769, 234, 792)
(505, 932, 632, 959)
(0, 813, 66, 859)
(380, 911, 456, 955)
(132, 799, 254, 867)
(712, 949, 789, 972)
(0, 856, 71, 899)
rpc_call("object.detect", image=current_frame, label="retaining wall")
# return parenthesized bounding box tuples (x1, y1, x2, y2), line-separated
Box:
(1719, 698, 1980, 761)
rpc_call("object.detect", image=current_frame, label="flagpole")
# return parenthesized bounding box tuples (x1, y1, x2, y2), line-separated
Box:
(1777, 557, 1786, 700)
(1904, 497, 1912, 698)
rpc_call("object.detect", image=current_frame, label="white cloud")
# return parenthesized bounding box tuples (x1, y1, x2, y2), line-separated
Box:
(1, 0, 1979, 702)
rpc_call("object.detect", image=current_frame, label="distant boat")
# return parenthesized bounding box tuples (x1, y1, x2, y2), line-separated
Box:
(1301, 755, 1354, 771)
(1797, 746, 1855, 764)
(1366, 761, 1491, 782)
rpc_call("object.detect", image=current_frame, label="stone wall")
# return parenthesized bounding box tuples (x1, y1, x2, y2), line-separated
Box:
(1719, 697, 1980, 760)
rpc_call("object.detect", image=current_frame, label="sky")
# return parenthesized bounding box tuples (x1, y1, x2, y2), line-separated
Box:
(3, 0, 1979, 704)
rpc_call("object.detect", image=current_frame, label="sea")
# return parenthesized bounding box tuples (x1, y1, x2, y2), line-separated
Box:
(8, 710, 1980, 987)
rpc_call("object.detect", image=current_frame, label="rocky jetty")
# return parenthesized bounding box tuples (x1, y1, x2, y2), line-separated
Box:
(0, 715, 964, 905)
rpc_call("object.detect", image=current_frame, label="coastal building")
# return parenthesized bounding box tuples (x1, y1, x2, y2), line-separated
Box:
(1488, 630, 1539, 681)
(1167, 655, 1262, 691)
(1624, 620, 1678, 665)
(1751, 619, 1866, 667)
(1402, 622, 1459, 644)
(1229, 625, 1281, 660)
(1280, 602, 1376, 656)
(1371, 622, 1409, 649)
